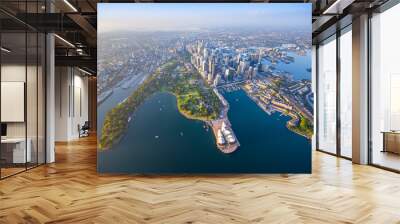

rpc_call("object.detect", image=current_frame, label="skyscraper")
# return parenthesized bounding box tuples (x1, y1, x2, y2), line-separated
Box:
(258, 49, 263, 64)
(203, 48, 209, 58)
(214, 74, 221, 87)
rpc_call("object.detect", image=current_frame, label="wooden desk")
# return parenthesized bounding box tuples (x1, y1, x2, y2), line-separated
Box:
(382, 131, 400, 154)
(1, 138, 31, 163)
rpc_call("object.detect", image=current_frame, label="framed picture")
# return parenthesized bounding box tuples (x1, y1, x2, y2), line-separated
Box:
(97, 3, 312, 173)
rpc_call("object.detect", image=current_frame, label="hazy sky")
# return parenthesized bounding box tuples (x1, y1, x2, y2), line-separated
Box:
(98, 3, 311, 33)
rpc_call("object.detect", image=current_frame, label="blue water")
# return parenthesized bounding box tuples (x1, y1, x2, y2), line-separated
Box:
(265, 50, 311, 81)
(98, 90, 311, 173)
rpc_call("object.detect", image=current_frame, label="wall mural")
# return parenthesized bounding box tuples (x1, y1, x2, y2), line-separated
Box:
(97, 3, 313, 173)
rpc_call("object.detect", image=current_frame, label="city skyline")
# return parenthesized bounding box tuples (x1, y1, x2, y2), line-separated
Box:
(98, 3, 311, 33)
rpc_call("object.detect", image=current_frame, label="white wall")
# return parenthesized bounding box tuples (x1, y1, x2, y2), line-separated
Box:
(55, 67, 89, 141)
(73, 73, 89, 138)
(339, 29, 353, 158)
(55, 66, 69, 141)
(311, 45, 316, 151)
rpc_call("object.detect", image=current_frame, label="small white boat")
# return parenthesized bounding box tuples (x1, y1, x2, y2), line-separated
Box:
(155, 135, 159, 139)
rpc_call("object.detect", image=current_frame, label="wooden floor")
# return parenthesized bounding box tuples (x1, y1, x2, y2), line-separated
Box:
(372, 150, 400, 171)
(1, 135, 400, 224)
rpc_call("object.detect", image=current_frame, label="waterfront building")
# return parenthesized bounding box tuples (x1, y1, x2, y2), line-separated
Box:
(217, 129, 226, 145)
(226, 135, 236, 144)
(221, 121, 227, 131)
(220, 121, 236, 144)
(272, 100, 293, 110)
(223, 129, 232, 136)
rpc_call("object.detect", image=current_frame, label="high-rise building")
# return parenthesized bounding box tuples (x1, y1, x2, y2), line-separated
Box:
(209, 58, 216, 78)
(224, 55, 230, 66)
(197, 56, 201, 69)
(214, 74, 222, 87)
(208, 72, 213, 83)
(225, 68, 235, 81)
(202, 60, 208, 75)
(258, 49, 263, 64)
(237, 60, 249, 75)
(225, 68, 231, 80)
(246, 66, 253, 79)
(251, 66, 257, 79)
(203, 48, 208, 58)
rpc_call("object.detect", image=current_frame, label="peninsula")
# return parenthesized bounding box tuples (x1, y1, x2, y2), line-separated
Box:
(99, 52, 240, 153)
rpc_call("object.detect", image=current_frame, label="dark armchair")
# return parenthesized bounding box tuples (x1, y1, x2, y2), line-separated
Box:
(78, 121, 90, 138)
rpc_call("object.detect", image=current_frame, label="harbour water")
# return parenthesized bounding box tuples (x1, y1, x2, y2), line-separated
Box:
(265, 50, 311, 80)
(98, 90, 311, 173)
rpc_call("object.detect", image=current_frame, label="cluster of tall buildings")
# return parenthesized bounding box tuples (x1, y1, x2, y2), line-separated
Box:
(187, 40, 261, 87)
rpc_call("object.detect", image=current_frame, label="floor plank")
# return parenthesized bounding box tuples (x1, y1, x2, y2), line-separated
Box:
(0, 135, 400, 224)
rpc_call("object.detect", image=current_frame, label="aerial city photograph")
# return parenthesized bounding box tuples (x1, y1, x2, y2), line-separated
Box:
(97, 3, 313, 173)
